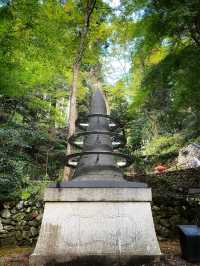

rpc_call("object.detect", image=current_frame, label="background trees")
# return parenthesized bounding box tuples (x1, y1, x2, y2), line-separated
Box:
(109, 0, 200, 167)
(0, 0, 111, 199)
(0, 0, 200, 199)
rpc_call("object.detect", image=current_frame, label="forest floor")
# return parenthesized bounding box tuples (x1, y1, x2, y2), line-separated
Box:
(0, 240, 200, 266)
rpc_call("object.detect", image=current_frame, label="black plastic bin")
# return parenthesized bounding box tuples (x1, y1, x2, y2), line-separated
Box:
(177, 225, 200, 263)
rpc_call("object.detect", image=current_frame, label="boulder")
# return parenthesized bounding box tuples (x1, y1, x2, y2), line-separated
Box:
(178, 143, 200, 169)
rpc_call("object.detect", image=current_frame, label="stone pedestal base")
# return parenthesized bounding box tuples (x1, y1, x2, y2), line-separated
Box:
(30, 189, 161, 266)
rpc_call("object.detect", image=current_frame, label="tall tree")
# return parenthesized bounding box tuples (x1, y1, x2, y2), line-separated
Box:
(63, 0, 104, 180)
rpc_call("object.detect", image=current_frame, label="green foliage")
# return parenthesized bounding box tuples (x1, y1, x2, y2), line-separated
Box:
(0, 123, 67, 200)
(141, 134, 184, 156)
(21, 181, 49, 201)
(1, 0, 200, 194)
(0, 0, 112, 200)
(109, 0, 200, 169)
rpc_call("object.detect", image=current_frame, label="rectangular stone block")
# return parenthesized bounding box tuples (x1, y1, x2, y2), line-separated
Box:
(30, 202, 161, 265)
(44, 187, 152, 202)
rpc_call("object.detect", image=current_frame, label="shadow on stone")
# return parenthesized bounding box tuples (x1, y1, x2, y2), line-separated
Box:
(45, 255, 158, 266)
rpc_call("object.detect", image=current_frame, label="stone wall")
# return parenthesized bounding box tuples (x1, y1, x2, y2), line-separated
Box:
(129, 167, 200, 239)
(152, 196, 199, 239)
(0, 168, 199, 246)
(0, 200, 43, 247)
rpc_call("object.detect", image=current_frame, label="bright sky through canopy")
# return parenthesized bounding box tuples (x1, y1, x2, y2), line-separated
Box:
(103, 0, 121, 8)
(102, 0, 131, 85)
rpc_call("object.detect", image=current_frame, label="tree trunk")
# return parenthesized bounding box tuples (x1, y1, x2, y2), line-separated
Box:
(63, 0, 97, 181)
(63, 64, 79, 179)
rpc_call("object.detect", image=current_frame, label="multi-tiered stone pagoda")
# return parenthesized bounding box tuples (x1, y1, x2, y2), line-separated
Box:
(30, 89, 160, 266)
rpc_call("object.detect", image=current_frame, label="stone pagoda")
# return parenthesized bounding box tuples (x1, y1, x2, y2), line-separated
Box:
(30, 89, 160, 266)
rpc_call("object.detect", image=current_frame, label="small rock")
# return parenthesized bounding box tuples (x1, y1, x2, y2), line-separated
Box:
(28, 220, 39, 227)
(24, 201, 29, 207)
(15, 231, 23, 241)
(7, 231, 16, 237)
(158, 236, 166, 241)
(4, 225, 15, 231)
(30, 226, 38, 237)
(35, 202, 42, 208)
(26, 207, 31, 213)
(22, 230, 30, 239)
(3, 202, 10, 209)
(35, 214, 43, 221)
(16, 201, 24, 210)
(0, 219, 3, 230)
(152, 205, 160, 211)
(1, 218, 12, 225)
(20, 220, 27, 226)
(25, 213, 33, 221)
(32, 211, 39, 219)
(1, 209, 11, 219)
(23, 225, 30, 230)
(0, 233, 7, 238)
(160, 218, 170, 228)
(11, 208, 17, 214)
(10, 220, 16, 226)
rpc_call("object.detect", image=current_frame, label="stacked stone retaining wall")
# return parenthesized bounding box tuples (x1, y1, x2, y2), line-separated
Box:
(0, 168, 200, 246)
(0, 200, 43, 246)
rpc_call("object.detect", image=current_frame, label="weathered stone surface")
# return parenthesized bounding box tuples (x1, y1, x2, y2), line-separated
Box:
(0, 168, 199, 248)
(44, 187, 152, 202)
(0, 219, 3, 231)
(1, 218, 13, 225)
(35, 202, 42, 208)
(22, 231, 30, 240)
(178, 143, 200, 169)
(1, 209, 11, 219)
(30, 227, 38, 237)
(3, 202, 10, 209)
(19, 220, 27, 226)
(28, 221, 39, 227)
(16, 201, 24, 210)
(35, 214, 43, 221)
(0, 233, 7, 238)
(30, 201, 161, 265)
(26, 207, 31, 213)
(3, 225, 14, 231)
